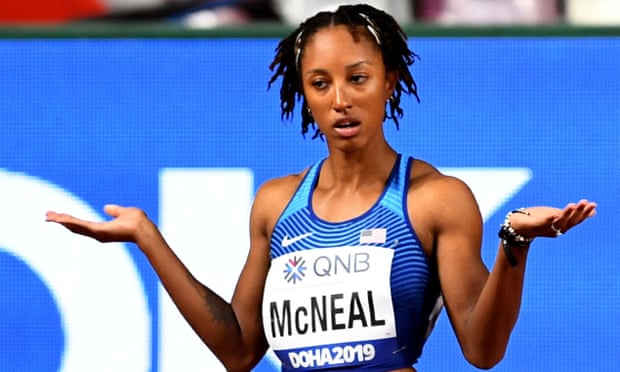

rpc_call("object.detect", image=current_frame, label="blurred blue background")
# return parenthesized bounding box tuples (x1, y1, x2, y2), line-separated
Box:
(0, 36, 618, 371)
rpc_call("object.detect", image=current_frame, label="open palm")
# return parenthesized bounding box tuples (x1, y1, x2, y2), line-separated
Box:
(509, 199, 597, 238)
(46, 204, 151, 244)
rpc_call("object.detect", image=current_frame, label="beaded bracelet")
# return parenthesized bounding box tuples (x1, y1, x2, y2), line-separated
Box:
(498, 208, 534, 267)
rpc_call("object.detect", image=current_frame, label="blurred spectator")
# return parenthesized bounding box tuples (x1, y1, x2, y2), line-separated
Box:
(99, 0, 278, 26)
(271, 0, 414, 26)
(0, 0, 278, 25)
(414, 0, 561, 25)
(565, 0, 620, 25)
(0, 0, 107, 23)
(179, 0, 278, 28)
(2, 0, 619, 27)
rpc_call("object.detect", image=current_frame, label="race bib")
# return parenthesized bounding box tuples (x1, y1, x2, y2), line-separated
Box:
(262, 246, 396, 370)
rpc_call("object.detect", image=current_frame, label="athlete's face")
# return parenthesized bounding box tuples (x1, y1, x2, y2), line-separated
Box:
(300, 25, 396, 150)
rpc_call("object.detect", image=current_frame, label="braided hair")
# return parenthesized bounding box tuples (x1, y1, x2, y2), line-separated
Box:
(268, 3, 420, 139)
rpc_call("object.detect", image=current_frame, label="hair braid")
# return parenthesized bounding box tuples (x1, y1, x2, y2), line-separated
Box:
(268, 4, 419, 138)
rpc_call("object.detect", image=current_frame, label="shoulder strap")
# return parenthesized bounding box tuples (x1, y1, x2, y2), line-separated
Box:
(278, 159, 324, 221)
(378, 154, 413, 218)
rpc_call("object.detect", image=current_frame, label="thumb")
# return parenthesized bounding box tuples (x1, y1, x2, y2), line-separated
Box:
(103, 204, 124, 217)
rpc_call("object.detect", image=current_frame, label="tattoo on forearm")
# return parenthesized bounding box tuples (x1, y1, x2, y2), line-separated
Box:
(204, 290, 237, 326)
(188, 272, 237, 327)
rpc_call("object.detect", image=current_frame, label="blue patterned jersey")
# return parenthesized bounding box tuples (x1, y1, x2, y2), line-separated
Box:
(262, 155, 442, 371)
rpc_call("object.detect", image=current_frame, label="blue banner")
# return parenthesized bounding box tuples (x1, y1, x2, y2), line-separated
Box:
(0, 37, 618, 371)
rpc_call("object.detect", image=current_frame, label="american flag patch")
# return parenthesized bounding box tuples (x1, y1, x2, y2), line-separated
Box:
(359, 228, 387, 244)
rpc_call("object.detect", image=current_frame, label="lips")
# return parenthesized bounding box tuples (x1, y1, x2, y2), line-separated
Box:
(335, 121, 359, 128)
(334, 117, 360, 128)
(333, 117, 361, 137)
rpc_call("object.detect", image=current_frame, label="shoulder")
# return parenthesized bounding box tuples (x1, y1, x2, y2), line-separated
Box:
(408, 159, 475, 202)
(250, 168, 309, 235)
(254, 170, 306, 208)
(407, 159, 482, 246)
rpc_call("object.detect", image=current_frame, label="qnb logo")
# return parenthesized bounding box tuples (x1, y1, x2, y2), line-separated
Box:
(312, 252, 371, 278)
(284, 256, 307, 284)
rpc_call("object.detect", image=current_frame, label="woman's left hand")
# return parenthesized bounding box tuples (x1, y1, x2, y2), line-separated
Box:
(508, 199, 597, 239)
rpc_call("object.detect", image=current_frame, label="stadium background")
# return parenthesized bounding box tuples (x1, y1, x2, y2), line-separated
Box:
(0, 6, 619, 371)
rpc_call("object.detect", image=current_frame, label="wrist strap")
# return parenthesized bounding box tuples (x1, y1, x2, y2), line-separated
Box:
(501, 240, 518, 267)
(498, 209, 533, 267)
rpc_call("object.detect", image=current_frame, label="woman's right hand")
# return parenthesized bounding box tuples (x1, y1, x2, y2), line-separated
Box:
(46, 204, 153, 245)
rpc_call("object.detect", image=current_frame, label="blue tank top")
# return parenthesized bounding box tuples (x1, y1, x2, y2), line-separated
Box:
(262, 155, 442, 371)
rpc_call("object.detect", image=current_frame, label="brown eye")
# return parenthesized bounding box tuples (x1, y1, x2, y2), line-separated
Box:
(311, 80, 328, 89)
(351, 74, 368, 84)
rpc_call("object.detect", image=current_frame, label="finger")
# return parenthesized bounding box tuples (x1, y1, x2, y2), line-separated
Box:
(103, 204, 124, 218)
(572, 203, 597, 224)
(61, 220, 100, 237)
(45, 211, 60, 222)
(561, 200, 597, 232)
(570, 200, 595, 220)
(549, 201, 584, 234)
(583, 201, 597, 217)
(46, 213, 102, 239)
(46, 211, 79, 224)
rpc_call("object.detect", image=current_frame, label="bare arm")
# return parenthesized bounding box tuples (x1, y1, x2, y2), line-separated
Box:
(420, 173, 596, 369)
(136, 215, 269, 371)
(45, 179, 289, 371)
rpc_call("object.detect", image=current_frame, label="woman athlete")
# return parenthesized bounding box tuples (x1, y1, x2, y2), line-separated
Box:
(46, 4, 596, 371)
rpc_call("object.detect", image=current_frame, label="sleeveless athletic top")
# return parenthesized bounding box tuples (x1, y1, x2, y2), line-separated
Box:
(262, 155, 442, 371)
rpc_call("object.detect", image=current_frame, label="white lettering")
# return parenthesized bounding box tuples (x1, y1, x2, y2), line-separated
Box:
(288, 344, 376, 368)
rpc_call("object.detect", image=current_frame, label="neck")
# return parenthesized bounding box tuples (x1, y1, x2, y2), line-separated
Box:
(322, 146, 398, 189)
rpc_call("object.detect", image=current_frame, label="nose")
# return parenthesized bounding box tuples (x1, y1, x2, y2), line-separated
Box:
(332, 83, 351, 112)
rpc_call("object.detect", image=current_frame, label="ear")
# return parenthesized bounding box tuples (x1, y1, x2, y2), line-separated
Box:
(384, 70, 398, 100)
